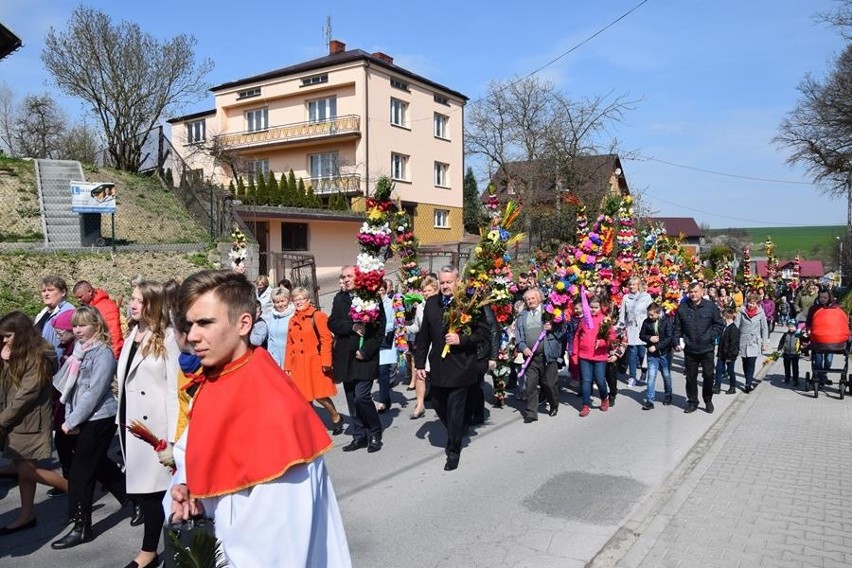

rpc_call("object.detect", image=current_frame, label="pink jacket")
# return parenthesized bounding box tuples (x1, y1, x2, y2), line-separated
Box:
(572, 312, 614, 362)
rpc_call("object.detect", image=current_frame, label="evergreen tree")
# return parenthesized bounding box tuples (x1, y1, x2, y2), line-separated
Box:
(228, 179, 235, 195)
(266, 170, 280, 206)
(256, 172, 268, 205)
(463, 167, 484, 234)
(236, 176, 246, 200)
(296, 177, 308, 207)
(283, 169, 297, 206)
(329, 191, 348, 210)
(246, 176, 257, 205)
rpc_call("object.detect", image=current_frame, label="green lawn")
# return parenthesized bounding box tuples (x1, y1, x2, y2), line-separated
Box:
(708, 225, 844, 261)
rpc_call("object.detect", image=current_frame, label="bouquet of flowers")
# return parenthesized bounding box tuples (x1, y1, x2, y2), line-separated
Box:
(392, 203, 422, 291)
(228, 226, 248, 270)
(350, 177, 394, 324)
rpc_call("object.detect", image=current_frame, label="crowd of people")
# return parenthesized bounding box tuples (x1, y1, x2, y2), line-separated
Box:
(0, 266, 846, 565)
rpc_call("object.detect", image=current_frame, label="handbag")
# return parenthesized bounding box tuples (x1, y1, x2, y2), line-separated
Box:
(162, 515, 220, 568)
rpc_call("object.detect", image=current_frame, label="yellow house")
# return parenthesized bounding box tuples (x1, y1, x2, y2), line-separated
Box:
(168, 39, 468, 273)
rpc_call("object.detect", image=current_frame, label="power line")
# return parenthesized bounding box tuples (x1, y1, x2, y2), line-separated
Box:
(630, 155, 812, 185)
(641, 189, 810, 226)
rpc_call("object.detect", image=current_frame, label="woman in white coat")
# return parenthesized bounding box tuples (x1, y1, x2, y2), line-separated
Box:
(735, 292, 769, 394)
(117, 281, 180, 568)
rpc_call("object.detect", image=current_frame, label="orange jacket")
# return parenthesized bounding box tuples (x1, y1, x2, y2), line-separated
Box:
(90, 288, 124, 359)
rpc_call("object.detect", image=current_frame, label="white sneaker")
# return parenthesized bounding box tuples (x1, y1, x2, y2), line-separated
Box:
(627, 378, 636, 387)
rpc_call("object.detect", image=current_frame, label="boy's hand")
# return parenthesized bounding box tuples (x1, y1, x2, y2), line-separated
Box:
(650, 335, 659, 343)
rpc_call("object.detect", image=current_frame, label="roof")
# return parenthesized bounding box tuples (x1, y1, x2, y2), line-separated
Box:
(642, 217, 703, 238)
(166, 108, 216, 125)
(482, 154, 627, 204)
(757, 259, 825, 278)
(0, 23, 22, 61)
(234, 204, 365, 223)
(209, 48, 468, 101)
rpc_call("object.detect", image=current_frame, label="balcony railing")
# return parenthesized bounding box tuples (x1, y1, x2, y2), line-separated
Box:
(215, 114, 361, 149)
(308, 174, 361, 195)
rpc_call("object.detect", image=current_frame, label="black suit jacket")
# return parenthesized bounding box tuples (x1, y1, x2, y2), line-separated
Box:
(327, 291, 385, 383)
(414, 294, 488, 388)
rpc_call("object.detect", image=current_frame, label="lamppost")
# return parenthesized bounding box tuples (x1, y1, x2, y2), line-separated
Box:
(837, 236, 843, 288)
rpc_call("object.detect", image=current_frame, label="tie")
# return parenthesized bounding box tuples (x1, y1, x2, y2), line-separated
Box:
(442, 295, 452, 308)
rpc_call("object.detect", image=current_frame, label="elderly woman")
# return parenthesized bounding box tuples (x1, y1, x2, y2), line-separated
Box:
(0, 312, 67, 535)
(284, 287, 343, 435)
(619, 276, 653, 386)
(262, 287, 296, 368)
(736, 292, 769, 393)
(34, 275, 75, 361)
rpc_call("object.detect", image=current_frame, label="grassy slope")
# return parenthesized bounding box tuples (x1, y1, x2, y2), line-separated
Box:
(709, 225, 844, 261)
(0, 157, 43, 241)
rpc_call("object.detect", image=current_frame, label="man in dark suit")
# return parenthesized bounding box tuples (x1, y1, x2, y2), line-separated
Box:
(414, 266, 489, 471)
(328, 265, 386, 453)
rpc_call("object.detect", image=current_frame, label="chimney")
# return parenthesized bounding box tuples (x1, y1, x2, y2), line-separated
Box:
(329, 39, 346, 55)
(372, 51, 394, 65)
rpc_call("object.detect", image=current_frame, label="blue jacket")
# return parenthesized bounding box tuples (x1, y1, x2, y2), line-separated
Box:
(515, 309, 566, 364)
(63, 343, 118, 430)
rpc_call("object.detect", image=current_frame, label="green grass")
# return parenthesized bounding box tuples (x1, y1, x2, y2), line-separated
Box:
(708, 225, 844, 261)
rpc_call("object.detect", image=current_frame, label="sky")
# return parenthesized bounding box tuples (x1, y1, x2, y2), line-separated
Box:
(1, 0, 848, 229)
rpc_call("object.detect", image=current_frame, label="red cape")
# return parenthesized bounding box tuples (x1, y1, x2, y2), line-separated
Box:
(186, 348, 332, 498)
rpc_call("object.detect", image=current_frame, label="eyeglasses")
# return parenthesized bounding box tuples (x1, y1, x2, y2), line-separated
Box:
(293, 297, 309, 303)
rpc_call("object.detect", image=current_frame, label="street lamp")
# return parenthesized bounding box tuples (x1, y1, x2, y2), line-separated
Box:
(837, 236, 843, 288)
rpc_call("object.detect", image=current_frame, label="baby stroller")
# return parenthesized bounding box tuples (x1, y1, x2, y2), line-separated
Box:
(804, 304, 851, 399)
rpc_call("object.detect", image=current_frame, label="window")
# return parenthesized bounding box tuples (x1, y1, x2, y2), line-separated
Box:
(253, 159, 269, 178)
(309, 152, 339, 179)
(301, 74, 328, 86)
(237, 87, 261, 100)
(282, 222, 308, 251)
(307, 96, 337, 122)
(434, 162, 449, 187)
(391, 77, 409, 91)
(434, 93, 449, 105)
(185, 119, 206, 144)
(390, 98, 408, 128)
(245, 108, 268, 132)
(434, 113, 448, 139)
(433, 209, 449, 228)
(391, 153, 408, 181)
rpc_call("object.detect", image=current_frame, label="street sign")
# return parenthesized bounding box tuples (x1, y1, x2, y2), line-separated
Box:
(70, 181, 116, 213)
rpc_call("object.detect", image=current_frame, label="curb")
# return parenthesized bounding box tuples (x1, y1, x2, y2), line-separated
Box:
(587, 353, 780, 568)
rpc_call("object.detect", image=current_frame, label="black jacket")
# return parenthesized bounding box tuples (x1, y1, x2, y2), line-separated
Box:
(674, 298, 725, 355)
(638, 315, 675, 356)
(327, 291, 385, 383)
(717, 322, 740, 361)
(414, 294, 488, 388)
(476, 306, 500, 362)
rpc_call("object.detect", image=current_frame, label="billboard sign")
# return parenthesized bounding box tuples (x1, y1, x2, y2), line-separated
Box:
(70, 181, 116, 214)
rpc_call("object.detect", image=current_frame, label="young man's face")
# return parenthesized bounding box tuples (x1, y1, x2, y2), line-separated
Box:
(185, 291, 252, 368)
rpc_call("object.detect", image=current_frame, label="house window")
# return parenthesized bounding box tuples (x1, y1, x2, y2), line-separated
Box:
(301, 74, 328, 87)
(390, 98, 408, 128)
(309, 152, 339, 179)
(307, 97, 337, 122)
(237, 87, 261, 100)
(434, 94, 449, 105)
(245, 108, 268, 132)
(434, 162, 449, 188)
(391, 153, 408, 181)
(434, 113, 448, 139)
(433, 209, 449, 229)
(185, 119, 206, 144)
(253, 159, 269, 178)
(282, 222, 308, 251)
(391, 78, 409, 91)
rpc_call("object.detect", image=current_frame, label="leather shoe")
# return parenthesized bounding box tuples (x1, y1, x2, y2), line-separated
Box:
(523, 416, 538, 424)
(444, 458, 459, 471)
(0, 517, 36, 536)
(51, 521, 93, 549)
(123, 554, 160, 568)
(331, 417, 344, 436)
(130, 502, 144, 526)
(683, 404, 699, 414)
(548, 406, 558, 417)
(342, 438, 368, 452)
(367, 436, 383, 453)
(642, 401, 655, 410)
(705, 401, 714, 414)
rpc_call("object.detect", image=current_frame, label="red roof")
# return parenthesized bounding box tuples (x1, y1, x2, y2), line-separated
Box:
(756, 259, 825, 278)
(640, 217, 703, 238)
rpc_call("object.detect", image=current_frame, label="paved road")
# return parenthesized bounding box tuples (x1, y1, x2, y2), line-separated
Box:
(1, 332, 816, 567)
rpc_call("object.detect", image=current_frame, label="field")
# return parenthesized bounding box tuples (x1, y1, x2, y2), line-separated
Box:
(709, 225, 845, 261)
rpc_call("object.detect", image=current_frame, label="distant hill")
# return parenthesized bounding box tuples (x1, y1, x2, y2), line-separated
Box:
(705, 225, 844, 261)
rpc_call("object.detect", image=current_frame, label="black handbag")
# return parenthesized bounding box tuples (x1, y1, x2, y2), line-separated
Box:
(162, 515, 221, 568)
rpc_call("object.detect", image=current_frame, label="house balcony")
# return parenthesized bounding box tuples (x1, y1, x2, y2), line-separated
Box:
(215, 115, 361, 151)
(309, 174, 362, 195)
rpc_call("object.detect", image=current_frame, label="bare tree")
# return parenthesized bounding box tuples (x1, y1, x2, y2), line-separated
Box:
(0, 83, 17, 155)
(41, 6, 213, 172)
(58, 117, 101, 164)
(13, 93, 67, 159)
(821, 0, 852, 38)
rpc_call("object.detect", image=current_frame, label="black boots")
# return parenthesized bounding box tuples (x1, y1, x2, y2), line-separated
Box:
(51, 518, 93, 549)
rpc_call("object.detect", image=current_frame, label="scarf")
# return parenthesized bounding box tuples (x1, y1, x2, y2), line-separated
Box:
(53, 337, 102, 403)
(745, 305, 759, 319)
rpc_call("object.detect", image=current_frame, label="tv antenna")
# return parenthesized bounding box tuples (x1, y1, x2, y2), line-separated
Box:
(323, 16, 332, 49)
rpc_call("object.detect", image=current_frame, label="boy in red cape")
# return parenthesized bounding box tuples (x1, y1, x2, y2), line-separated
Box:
(169, 270, 351, 567)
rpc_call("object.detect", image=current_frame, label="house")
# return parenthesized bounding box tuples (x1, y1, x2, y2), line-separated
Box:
(168, 39, 468, 280)
(0, 23, 21, 61)
(641, 217, 704, 256)
(756, 259, 825, 280)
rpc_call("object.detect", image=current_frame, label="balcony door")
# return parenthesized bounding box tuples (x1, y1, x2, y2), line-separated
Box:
(307, 97, 337, 123)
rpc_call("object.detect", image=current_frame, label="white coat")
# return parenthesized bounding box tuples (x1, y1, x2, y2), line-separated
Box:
(116, 326, 180, 494)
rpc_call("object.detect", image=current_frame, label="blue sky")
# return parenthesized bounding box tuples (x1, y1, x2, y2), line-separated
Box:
(1, 0, 848, 228)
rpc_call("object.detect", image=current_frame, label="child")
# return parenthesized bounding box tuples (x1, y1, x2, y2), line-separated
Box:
(714, 306, 740, 394)
(605, 323, 627, 407)
(638, 303, 675, 409)
(565, 300, 583, 389)
(777, 319, 801, 387)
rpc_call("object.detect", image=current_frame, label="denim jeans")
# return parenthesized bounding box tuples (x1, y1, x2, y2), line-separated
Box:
(812, 352, 834, 383)
(579, 358, 608, 406)
(627, 344, 647, 380)
(714, 357, 736, 389)
(741, 357, 757, 387)
(645, 353, 672, 403)
(376, 363, 397, 406)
